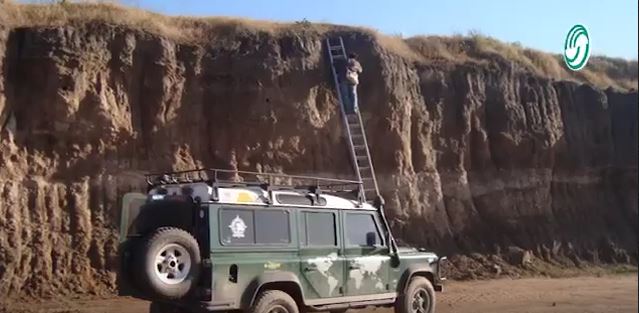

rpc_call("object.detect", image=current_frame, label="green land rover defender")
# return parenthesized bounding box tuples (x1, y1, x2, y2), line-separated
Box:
(118, 169, 446, 313)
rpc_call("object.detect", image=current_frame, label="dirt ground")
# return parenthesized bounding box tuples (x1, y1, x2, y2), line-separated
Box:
(1, 274, 637, 313)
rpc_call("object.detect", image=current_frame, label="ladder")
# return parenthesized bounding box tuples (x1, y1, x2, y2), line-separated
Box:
(325, 37, 380, 203)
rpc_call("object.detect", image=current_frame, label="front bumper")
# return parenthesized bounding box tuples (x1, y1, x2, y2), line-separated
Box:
(434, 256, 447, 292)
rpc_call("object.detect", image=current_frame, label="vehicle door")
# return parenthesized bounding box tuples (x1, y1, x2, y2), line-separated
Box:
(342, 211, 391, 296)
(119, 192, 148, 240)
(298, 209, 345, 299)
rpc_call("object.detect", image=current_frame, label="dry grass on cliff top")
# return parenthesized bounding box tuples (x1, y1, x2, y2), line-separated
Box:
(406, 34, 638, 91)
(1, 1, 637, 91)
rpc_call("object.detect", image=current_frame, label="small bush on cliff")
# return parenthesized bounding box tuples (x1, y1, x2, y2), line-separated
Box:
(294, 18, 311, 28)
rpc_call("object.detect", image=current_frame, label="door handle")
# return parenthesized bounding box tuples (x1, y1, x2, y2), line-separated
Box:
(348, 263, 360, 270)
(304, 264, 318, 272)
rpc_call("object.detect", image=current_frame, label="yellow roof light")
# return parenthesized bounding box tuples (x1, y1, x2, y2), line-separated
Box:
(236, 191, 257, 203)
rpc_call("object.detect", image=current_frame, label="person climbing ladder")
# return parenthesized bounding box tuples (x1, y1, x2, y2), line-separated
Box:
(334, 52, 363, 114)
(344, 53, 362, 113)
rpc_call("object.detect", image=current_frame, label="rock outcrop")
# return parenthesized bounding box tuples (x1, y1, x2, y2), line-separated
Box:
(0, 7, 636, 297)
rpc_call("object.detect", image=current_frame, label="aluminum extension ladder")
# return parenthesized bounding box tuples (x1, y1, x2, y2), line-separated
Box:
(325, 37, 380, 203)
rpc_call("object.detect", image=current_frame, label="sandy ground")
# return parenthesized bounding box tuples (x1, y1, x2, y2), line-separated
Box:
(2, 274, 637, 313)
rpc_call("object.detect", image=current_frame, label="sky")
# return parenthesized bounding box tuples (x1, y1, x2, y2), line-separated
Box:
(124, 0, 638, 59)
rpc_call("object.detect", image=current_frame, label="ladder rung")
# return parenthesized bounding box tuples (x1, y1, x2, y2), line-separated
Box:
(354, 145, 366, 150)
(332, 55, 345, 60)
(359, 166, 371, 170)
(356, 156, 368, 160)
(330, 45, 343, 51)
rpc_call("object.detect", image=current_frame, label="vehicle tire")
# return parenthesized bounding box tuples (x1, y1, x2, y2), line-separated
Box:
(135, 227, 202, 299)
(249, 290, 299, 313)
(395, 276, 435, 313)
(149, 301, 188, 313)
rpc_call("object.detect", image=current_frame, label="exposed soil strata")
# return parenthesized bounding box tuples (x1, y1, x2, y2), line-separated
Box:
(0, 12, 637, 296)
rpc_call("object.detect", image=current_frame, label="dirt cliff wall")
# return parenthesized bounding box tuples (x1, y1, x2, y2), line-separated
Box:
(0, 19, 636, 296)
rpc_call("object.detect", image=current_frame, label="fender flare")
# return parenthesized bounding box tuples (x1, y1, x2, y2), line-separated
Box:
(241, 271, 305, 308)
(397, 263, 436, 293)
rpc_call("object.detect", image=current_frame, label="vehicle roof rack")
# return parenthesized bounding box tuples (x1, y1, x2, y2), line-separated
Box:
(145, 168, 365, 203)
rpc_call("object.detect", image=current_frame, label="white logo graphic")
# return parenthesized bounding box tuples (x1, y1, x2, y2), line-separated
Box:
(307, 253, 339, 296)
(229, 215, 248, 238)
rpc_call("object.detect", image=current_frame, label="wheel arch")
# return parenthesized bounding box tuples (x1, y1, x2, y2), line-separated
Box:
(398, 264, 436, 293)
(242, 271, 306, 309)
(128, 200, 196, 237)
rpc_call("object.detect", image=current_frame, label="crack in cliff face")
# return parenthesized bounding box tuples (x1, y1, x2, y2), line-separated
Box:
(0, 24, 636, 296)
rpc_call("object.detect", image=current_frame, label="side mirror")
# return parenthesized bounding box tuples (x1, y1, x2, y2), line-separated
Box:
(366, 232, 377, 246)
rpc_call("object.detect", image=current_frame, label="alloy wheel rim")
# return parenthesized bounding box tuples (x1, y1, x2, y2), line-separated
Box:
(411, 288, 430, 313)
(154, 243, 191, 285)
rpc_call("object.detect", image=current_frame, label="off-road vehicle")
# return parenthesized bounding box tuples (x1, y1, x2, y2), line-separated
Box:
(118, 168, 446, 313)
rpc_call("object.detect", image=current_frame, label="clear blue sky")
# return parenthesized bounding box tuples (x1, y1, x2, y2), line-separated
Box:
(126, 0, 637, 59)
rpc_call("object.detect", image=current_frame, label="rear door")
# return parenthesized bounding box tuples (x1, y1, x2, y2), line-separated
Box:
(342, 211, 391, 296)
(119, 192, 148, 241)
(117, 192, 149, 296)
(298, 209, 345, 299)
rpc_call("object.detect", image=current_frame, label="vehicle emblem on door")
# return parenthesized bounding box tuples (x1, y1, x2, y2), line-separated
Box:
(229, 215, 248, 238)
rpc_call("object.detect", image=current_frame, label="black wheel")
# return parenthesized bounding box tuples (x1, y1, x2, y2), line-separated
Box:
(149, 301, 187, 313)
(395, 276, 435, 313)
(135, 227, 202, 299)
(249, 290, 299, 313)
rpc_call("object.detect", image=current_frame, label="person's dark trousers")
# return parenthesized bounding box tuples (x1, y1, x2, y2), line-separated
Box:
(340, 82, 354, 114)
(348, 84, 358, 112)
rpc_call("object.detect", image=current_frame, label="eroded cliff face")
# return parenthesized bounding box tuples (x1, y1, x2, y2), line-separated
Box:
(0, 23, 636, 296)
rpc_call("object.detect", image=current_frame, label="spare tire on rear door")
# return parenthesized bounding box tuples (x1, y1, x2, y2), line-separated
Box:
(134, 227, 202, 299)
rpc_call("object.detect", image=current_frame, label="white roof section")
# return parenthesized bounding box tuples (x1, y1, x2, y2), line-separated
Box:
(148, 182, 376, 211)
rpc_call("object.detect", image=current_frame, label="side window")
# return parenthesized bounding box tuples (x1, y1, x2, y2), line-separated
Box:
(220, 208, 290, 245)
(220, 208, 255, 245)
(345, 213, 382, 247)
(255, 210, 290, 244)
(301, 212, 337, 246)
